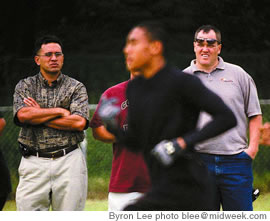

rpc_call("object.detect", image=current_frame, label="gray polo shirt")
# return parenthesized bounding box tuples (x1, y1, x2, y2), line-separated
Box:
(184, 57, 261, 155)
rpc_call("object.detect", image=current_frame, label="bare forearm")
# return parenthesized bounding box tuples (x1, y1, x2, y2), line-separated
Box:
(92, 126, 116, 143)
(17, 107, 68, 125)
(247, 114, 262, 158)
(45, 115, 87, 131)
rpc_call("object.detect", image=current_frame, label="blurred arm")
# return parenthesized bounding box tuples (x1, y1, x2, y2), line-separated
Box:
(0, 118, 6, 136)
(259, 122, 270, 146)
(92, 125, 116, 143)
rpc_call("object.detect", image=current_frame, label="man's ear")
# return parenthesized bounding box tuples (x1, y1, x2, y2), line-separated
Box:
(150, 41, 163, 55)
(193, 41, 196, 53)
(217, 44, 222, 55)
(34, 56, 40, 66)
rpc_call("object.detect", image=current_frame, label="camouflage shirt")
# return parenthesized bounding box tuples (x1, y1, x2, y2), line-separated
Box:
(13, 72, 89, 150)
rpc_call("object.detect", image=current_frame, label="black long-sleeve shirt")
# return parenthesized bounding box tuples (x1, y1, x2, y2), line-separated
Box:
(119, 65, 236, 151)
(114, 65, 237, 209)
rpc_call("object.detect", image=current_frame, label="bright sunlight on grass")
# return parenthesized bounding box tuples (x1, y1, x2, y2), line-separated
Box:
(84, 199, 108, 211)
(3, 193, 270, 211)
(253, 192, 270, 211)
(3, 199, 108, 211)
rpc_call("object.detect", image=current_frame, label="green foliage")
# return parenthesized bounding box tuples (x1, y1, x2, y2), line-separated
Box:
(2, 51, 270, 107)
(1, 0, 270, 106)
(63, 54, 128, 104)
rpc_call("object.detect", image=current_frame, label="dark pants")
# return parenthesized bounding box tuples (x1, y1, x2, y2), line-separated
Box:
(0, 195, 8, 210)
(0, 150, 12, 211)
(199, 151, 253, 211)
(124, 154, 215, 211)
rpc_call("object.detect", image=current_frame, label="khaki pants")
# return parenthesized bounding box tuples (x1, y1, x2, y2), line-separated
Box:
(108, 192, 144, 211)
(16, 148, 87, 211)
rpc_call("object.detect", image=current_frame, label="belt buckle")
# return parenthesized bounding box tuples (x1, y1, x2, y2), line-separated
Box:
(51, 153, 56, 160)
(51, 148, 66, 160)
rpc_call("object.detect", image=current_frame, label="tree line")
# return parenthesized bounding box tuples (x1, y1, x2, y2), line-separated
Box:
(1, 0, 270, 105)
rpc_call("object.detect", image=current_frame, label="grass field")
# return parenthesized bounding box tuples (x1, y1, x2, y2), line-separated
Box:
(3, 193, 270, 211)
(2, 199, 108, 211)
(252, 193, 270, 211)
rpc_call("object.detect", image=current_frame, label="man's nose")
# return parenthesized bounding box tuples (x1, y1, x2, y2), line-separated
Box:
(51, 54, 57, 59)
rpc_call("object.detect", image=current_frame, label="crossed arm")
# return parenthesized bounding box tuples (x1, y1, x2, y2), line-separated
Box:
(17, 97, 86, 131)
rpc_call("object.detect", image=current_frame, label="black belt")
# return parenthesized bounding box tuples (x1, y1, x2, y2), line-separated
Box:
(31, 145, 78, 159)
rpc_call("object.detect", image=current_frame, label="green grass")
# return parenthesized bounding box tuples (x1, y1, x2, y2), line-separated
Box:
(3, 193, 270, 211)
(2, 200, 16, 211)
(2, 199, 108, 211)
(253, 192, 270, 211)
(84, 199, 108, 211)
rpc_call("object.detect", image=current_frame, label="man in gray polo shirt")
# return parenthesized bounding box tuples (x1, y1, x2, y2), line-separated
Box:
(184, 25, 262, 211)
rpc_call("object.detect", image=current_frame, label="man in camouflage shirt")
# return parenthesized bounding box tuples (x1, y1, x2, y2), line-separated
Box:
(13, 35, 89, 211)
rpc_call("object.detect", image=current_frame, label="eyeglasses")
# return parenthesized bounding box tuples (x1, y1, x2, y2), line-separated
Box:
(37, 52, 64, 58)
(194, 38, 221, 47)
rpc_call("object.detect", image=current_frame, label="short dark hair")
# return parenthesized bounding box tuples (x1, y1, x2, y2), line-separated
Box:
(34, 35, 63, 55)
(194, 25, 221, 43)
(134, 20, 168, 56)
